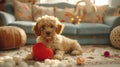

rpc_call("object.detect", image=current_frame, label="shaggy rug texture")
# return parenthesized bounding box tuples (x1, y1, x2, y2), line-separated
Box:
(0, 45, 120, 66)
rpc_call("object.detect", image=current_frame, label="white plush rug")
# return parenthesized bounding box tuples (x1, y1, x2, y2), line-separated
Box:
(0, 45, 120, 67)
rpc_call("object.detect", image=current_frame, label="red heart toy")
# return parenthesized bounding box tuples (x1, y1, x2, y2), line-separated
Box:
(32, 43, 54, 61)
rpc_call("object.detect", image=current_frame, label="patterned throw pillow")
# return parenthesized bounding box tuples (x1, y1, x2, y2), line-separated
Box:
(54, 7, 75, 23)
(14, 0, 33, 21)
(75, 5, 108, 23)
(32, 5, 54, 21)
(95, 5, 108, 23)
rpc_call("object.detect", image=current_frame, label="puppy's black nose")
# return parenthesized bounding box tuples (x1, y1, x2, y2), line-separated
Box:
(46, 32, 50, 36)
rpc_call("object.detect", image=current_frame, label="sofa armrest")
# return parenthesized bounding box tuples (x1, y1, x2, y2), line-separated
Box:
(0, 11, 15, 25)
(104, 16, 120, 29)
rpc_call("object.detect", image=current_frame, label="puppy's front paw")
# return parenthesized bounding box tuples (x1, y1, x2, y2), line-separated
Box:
(25, 53, 33, 60)
(71, 50, 82, 55)
(53, 54, 63, 60)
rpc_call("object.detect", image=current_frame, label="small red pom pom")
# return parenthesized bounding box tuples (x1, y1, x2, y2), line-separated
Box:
(32, 43, 54, 61)
(104, 51, 110, 57)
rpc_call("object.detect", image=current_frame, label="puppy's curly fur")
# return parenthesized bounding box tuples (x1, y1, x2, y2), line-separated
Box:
(32, 15, 82, 59)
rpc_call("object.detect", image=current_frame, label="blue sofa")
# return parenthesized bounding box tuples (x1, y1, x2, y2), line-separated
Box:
(0, 3, 120, 45)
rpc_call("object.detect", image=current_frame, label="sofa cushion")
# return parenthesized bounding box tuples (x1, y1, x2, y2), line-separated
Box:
(33, 5, 54, 21)
(14, 0, 33, 21)
(62, 23, 77, 35)
(95, 5, 108, 23)
(76, 23, 111, 35)
(76, 4, 108, 23)
(8, 21, 36, 34)
(54, 7, 74, 22)
(8, 22, 111, 35)
(8, 21, 78, 35)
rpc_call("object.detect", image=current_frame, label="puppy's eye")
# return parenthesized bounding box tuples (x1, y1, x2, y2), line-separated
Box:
(50, 25, 54, 28)
(41, 25, 45, 29)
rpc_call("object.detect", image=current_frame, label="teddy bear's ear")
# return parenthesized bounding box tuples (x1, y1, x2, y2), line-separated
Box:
(32, 22, 41, 36)
(56, 23, 64, 34)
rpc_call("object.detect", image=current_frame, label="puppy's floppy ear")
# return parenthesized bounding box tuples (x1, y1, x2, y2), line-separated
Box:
(32, 17, 42, 36)
(56, 23, 64, 34)
(32, 22, 41, 36)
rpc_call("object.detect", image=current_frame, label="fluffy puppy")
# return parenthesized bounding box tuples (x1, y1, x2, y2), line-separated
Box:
(33, 15, 82, 59)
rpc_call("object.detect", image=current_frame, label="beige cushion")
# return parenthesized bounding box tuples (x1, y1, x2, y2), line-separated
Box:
(76, 5, 108, 23)
(14, 0, 33, 21)
(96, 5, 108, 23)
(33, 5, 54, 21)
(54, 7, 75, 23)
